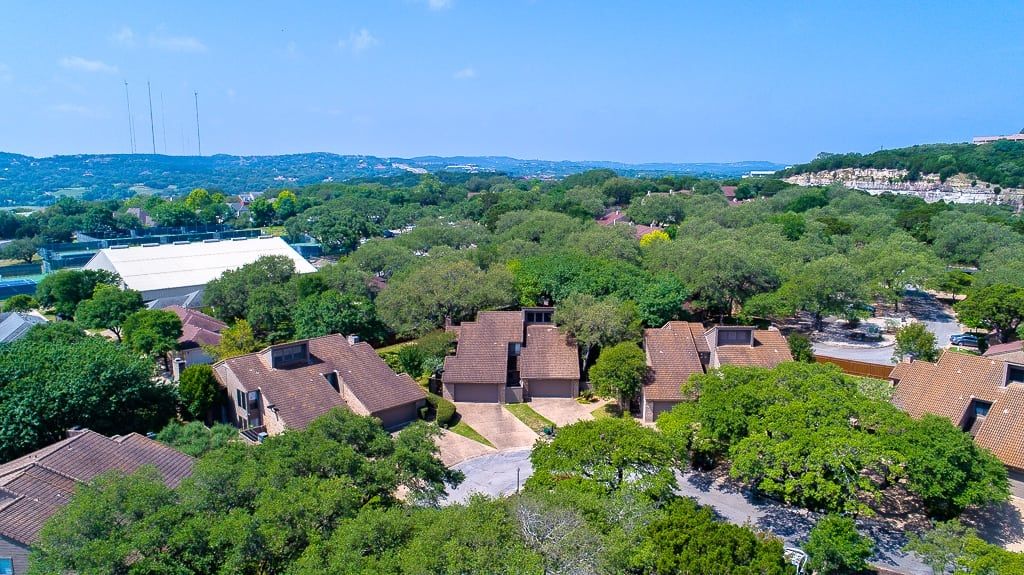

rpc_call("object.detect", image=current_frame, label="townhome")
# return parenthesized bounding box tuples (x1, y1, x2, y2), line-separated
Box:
(0, 429, 194, 574)
(165, 305, 227, 379)
(441, 308, 580, 403)
(891, 350, 1024, 497)
(213, 334, 427, 438)
(641, 322, 792, 422)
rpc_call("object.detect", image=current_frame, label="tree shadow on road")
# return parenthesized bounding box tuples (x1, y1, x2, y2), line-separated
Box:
(962, 500, 1024, 548)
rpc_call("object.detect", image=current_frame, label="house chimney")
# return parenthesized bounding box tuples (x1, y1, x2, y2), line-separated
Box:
(347, 334, 360, 345)
(66, 426, 86, 438)
(444, 316, 453, 330)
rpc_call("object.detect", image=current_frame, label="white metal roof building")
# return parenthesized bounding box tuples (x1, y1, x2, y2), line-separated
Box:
(83, 236, 316, 301)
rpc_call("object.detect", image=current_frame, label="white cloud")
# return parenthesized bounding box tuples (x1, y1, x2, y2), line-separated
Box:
(0, 63, 12, 83)
(427, 0, 453, 9)
(49, 103, 101, 117)
(339, 28, 379, 54)
(453, 66, 476, 79)
(110, 26, 136, 47)
(58, 56, 119, 74)
(149, 33, 207, 53)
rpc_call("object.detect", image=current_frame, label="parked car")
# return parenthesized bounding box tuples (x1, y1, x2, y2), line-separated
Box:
(950, 333, 981, 347)
(784, 547, 808, 574)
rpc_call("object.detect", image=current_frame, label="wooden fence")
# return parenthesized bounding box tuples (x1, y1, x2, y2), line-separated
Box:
(815, 355, 894, 379)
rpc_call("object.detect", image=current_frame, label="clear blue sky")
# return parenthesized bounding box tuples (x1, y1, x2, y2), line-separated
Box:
(1, 1, 1021, 164)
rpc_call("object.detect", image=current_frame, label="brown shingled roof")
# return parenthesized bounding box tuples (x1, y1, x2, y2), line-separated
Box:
(643, 322, 706, 402)
(713, 329, 793, 368)
(442, 311, 524, 385)
(892, 350, 1024, 471)
(521, 324, 580, 380)
(0, 430, 194, 545)
(167, 305, 226, 349)
(214, 334, 425, 429)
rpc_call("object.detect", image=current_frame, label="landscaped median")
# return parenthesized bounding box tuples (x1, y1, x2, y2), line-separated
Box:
(504, 402, 555, 434)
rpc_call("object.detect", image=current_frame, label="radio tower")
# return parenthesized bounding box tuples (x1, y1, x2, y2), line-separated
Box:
(123, 80, 136, 154)
(194, 91, 202, 156)
(147, 81, 156, 154)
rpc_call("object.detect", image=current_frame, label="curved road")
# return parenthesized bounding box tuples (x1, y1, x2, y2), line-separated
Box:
(444, 451, 931, 575)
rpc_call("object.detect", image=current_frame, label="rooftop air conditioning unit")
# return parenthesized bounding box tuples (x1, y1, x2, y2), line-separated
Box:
(257, 432, 269, 443)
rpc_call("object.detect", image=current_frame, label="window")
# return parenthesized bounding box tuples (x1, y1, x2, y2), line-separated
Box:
(247, 390, 260, 410)
(271, 343, 309, 367)
(235, 389, 246, 409)
(717, 329, 752, 346)
(0, 558, 11, 575)
(1007, 365, 1024, 386)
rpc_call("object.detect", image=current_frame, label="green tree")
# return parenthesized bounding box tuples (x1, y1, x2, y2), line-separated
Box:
(122, 309, 183, 362)
(2, 294, 37, 312)
(273, 190, 299, 220)
(892, 322, 938, 363)
(780, 254, 866, 330)
(1, 237, 39, 263)
(787, 332, 814, 362)
(0, 333, 176, 460)
(178, 364, 220, 420)
(931, 269, 974, 299)
(527, 418, 676, 500)
(248, 197, 276, 227)
(906, 520, 1024, 575)
(858, 232, 942, 311)
(205, 319, 260, 360)
(955, 283, 1024, 342)
(806, 515, 873, 575)
(74, 284, 144, 341)
(376, 259, 517, 338)
(589, 341, 647, 408)
(35, 269, 121, 319)
(246, 283, 296, 342)
(293, 291, 385, 343)
(634, 273, 687, 327)
(554, 293, 640, 369)
(155, 420, 238, 457)
(348, 238, 416, 281)
(203, 255, 297, 321)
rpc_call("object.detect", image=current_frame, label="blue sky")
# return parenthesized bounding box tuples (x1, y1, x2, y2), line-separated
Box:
(0, 1, 1021, 163)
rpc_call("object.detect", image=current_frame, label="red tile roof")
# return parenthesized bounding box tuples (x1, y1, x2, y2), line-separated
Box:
(214, 334, 424, 429)
(0, 430, 193, 545)
(597, 210, 629, 226)
(721, 185, 738, 199)
(634, 224, 664, 240)
(892, 351, 1024, 471)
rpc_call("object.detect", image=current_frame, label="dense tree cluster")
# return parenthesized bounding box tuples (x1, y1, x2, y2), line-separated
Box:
(657, 362, 1009, 518)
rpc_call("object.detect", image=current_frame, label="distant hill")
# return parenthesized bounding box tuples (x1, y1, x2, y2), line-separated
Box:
(0, 152, 784, 205)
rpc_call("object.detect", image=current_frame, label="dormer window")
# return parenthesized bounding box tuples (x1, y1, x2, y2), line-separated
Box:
(270, 342, 309, 368)
(717, 328, 753, 346)
(323, 371, 340, 393)
(1006, 364, 1024, 386)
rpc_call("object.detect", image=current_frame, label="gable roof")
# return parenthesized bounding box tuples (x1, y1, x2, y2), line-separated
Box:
(0, 312, 47, 343)
(443, 311, 525, 385)
(166, 305, 227, 349)
(147, 289, 203, 310)
(642, 322, 794, 402)
(0, 430, 193, 545)
(84, 237, 316, 295)
(520, 324, 580, 381)
(891, 350, 1024, 471)
(214, 334, 425, 429)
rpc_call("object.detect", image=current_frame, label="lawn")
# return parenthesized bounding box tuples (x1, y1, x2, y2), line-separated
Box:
(448, 419, 494, 448)
(505, 403, 555, 433)
(591, 403, 623, 420)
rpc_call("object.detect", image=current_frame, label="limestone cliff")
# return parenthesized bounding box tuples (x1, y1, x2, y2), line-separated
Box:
(785, 168, 1024, 206)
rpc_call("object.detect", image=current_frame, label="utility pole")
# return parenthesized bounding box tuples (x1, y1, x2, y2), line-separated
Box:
(147, 81, 156, 154)
(194, 91, 202, 156)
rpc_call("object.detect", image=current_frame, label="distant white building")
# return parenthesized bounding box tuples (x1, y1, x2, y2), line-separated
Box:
(973, 133, 1024, 144)
(83, 236, 316, 301)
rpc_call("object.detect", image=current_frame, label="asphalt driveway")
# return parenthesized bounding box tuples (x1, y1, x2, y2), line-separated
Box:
(443, 448, 532, 504)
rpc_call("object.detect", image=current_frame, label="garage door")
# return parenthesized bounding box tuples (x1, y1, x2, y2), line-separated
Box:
(454, 383, 501, 403)
(529, 379, 576, 398)
(651, 401, 678, 420)
(375, 403, 420, 430)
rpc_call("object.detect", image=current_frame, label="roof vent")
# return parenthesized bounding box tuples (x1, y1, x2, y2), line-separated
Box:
(203, 238, 220, 243)
(142, 243, 159, 247)
(173, 240, 189, 245)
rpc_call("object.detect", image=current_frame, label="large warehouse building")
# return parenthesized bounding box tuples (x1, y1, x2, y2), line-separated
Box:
(83, 236, 316, 301)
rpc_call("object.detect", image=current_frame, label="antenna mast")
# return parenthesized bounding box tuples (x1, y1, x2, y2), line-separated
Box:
(123, 80, 136, 154)
(194, 91, 202, 156)
(147, 81, 156, 154)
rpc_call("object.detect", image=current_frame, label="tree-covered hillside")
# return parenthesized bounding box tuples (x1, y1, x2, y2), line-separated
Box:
(782, 139, 1024, 188)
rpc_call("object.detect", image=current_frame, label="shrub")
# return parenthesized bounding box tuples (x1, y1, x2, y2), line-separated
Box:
(427, 393, 456, 427)
(2, 294, 37, 312)
(806, 515, 873, 575)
